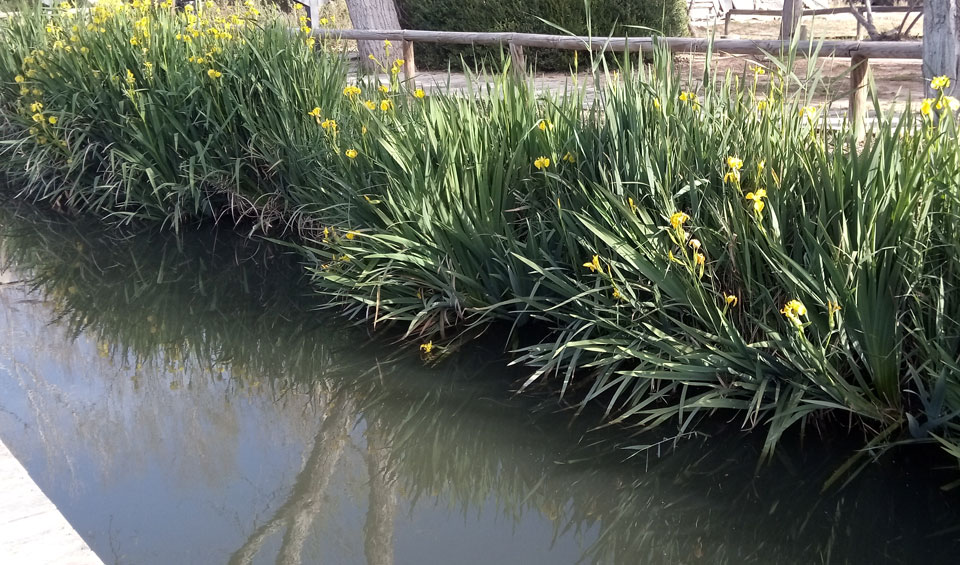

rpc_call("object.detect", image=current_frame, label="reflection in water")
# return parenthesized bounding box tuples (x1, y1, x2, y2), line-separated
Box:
(230, 393, 356, 565)
(0, 202, 958, 565)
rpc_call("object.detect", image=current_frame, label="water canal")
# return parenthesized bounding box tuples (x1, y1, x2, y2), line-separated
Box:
(0, 202, 957, 564)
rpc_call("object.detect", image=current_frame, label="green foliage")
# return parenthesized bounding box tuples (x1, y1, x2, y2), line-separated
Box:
(395, 0, 689, 71)
(3, 2, 960, 474)
(0, 0, 348, 226)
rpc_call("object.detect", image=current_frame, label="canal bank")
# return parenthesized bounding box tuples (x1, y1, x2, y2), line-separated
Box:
(0, 439, 103, 565)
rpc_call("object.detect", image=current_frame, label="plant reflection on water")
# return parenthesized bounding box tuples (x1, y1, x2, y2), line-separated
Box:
(0, 202, 957, 565)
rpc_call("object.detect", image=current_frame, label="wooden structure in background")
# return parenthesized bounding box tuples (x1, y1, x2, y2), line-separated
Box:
(308, 25, 921, 142)
(780, 0, 805, 39)
(310, 29, 920, 58)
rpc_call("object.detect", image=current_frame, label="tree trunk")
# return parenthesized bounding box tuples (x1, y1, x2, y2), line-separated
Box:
(923, 0, 960, 97)
(344, 0, 402, 70)
(848, 0, 881, 40)
(228, 395, 355, 565)
(363, 416, 398, 565)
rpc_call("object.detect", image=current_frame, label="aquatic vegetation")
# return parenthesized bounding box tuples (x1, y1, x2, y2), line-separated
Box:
(3, 2, 960, 474)
(2, 203, 958, 565)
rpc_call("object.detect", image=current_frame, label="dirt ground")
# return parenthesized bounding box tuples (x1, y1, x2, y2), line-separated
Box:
(396, 55, 923, 117)
(688, 13, 926, 111)
(677, 54, 924, 111)
(694, 11, 923, 40)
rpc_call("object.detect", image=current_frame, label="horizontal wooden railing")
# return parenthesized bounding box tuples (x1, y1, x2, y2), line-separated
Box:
(314, 29, 921, 59)
(310, 25, 923, 142)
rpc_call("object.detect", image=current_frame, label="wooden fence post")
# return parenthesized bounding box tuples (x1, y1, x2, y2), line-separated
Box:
(850, 54, 869, 143)
(509, 41, 526, 77)
(402, 40, 417, 82)
(923, 0, 960, 97)
(307, 0, 321, 32)
(780, 0, 803, 40)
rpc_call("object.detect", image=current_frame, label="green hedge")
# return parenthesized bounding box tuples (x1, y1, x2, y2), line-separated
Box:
(396, 0, 688, 71)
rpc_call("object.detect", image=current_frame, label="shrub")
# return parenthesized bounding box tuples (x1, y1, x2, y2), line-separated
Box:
(395, 0, 689, 71)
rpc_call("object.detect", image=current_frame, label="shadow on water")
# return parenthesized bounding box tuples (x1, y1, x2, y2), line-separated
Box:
(0, 200, 958, 565)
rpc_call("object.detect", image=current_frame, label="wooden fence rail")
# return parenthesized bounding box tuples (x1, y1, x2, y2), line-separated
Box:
(311, 26, 921, 140)
(314, 29, 921, 59)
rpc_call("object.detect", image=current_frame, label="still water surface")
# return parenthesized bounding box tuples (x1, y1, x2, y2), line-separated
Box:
(0, 205, 957, 565)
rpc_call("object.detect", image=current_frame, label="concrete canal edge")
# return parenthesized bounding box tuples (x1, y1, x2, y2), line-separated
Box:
(0, 438, 104, 565)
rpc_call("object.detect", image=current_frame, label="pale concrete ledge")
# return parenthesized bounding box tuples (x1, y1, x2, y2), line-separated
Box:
(0, 439, 104, 565)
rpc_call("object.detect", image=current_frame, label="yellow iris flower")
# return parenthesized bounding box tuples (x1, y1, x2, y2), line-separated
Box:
(582, 255, 601, 273)
(931, 75, 951, 91)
